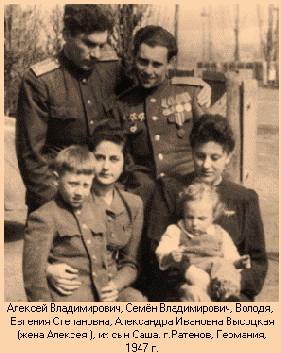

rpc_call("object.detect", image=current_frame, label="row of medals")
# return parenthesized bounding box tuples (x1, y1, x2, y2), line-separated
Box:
(161, 91, 192, 137)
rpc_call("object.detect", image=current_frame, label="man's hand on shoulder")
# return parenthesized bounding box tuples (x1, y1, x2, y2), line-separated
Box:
(197, 82, 211, 108)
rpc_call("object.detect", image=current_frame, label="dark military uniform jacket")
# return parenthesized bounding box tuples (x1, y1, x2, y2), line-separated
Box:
(16, 49, 130, 210)
(147, 174, 268, 301)
(23, 187, 143, 302)
(114, 77, 208, 179)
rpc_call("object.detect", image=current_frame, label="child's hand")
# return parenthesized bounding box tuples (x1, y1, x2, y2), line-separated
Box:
(234, 254, 251, 269)
(171, 249, 183, 262)
(46, 263, 81, 296)
(101, 281, 119, 302)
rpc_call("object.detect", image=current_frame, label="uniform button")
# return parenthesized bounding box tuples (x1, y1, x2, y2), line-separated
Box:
(158, 153, 163, 161)
(76, 210, 81, 215)
(92, 255, 96, 260)
(159, 173, 165, 178)
(86, 239, 91, 245)
(89, 120, 94, 125)
(81, 78, 88, 84)
(92, 272, 96, 277)
(87, 100, 92, 105)
(82, 224, 88, 229)
(155, 135, 160, 141)
(150, 98, 157, 103)
(152, 116, 159, 121)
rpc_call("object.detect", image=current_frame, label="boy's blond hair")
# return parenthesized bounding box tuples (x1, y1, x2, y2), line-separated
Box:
(179, 183, 226, 221)
(51, 145, 95, 176)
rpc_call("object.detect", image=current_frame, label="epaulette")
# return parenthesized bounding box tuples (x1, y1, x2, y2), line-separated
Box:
(99, 50, 119, 62)
(171, 76, 205, 86)
(31, 57, 60, 77)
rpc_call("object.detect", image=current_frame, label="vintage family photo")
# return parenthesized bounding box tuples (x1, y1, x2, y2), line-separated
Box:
(4, 4, 279, 303)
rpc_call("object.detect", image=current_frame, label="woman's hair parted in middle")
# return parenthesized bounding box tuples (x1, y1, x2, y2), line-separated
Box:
(89, 119, 126, 152)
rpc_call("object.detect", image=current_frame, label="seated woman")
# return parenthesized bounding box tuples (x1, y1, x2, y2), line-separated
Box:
(156, 183, 251, 302)
(146, 114, 268, 302)
(45, 121, 146, 302)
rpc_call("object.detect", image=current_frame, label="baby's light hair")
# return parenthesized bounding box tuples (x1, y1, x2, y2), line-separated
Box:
(51, 145, 95, 176)
(179, 183, 226, 221)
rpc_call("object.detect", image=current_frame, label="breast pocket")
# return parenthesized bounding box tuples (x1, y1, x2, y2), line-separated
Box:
(49, 106, 79, 120)
(53, 230, 84, 257)
(107, 221, 133, 249)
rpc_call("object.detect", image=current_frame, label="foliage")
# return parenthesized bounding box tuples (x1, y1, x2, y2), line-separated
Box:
(109, 4, 152, 79)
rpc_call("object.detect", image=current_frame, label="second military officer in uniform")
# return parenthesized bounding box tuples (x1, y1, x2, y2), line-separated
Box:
(114, 26, 210, 206)
(16, 4, 131, 214)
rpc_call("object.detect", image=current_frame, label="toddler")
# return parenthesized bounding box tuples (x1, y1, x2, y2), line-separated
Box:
(156, 183, 250, 302)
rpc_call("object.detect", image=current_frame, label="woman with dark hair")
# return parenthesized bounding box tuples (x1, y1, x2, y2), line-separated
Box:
(146, 114, 267, 302)
(45, 121, 146, 302)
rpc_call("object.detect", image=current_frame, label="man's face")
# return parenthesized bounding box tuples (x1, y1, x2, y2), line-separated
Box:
(64, 31, 108, 71)
(135, 43, 172, 89)
(58, 171, 94, 209)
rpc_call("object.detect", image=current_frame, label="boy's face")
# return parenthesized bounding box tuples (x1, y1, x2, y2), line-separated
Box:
(57, 171, 94, 209)
(184, 200, 214, 236)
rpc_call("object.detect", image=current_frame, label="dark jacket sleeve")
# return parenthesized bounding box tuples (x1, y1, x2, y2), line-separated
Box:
(146, 176, 184, 247)
(16, 71, 56, 209)
(113, 195, 144, 291)
(239, 190, 268, 299)
(23, 204, 54, 301)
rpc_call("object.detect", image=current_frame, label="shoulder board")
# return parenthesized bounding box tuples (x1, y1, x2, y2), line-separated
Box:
(31, 57, 60, 77)
(171, 77, 205, 86)
(99, 50, 119, 62)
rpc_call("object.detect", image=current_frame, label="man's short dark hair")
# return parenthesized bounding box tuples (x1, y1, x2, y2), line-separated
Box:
(63, 4, 114, 36)
(190, 114, 235, 153)
(133, 26, 178, 62)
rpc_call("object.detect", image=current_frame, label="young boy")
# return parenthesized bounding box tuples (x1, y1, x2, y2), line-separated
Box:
(155, 183, 250, 302)
(23, 145, 107, 302)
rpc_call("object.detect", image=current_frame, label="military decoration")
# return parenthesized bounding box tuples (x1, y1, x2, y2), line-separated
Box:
(161, 91, 192, 137)
(125, 111, 146, 134)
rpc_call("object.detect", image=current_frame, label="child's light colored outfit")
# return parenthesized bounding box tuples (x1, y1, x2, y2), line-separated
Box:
(156, 220, 243, 300)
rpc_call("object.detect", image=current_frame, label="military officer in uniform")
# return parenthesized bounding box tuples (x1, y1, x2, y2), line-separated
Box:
(16, 4, 131, 214)
(114, 26, 210, 206)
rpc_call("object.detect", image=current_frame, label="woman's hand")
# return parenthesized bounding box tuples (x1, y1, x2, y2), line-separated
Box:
(46, 263, 81, 296)
(197, 83, 211, 108)
(101, 281, 119, 302)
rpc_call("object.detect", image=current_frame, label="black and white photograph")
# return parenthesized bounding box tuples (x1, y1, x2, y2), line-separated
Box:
(4, 3, 278, 305)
